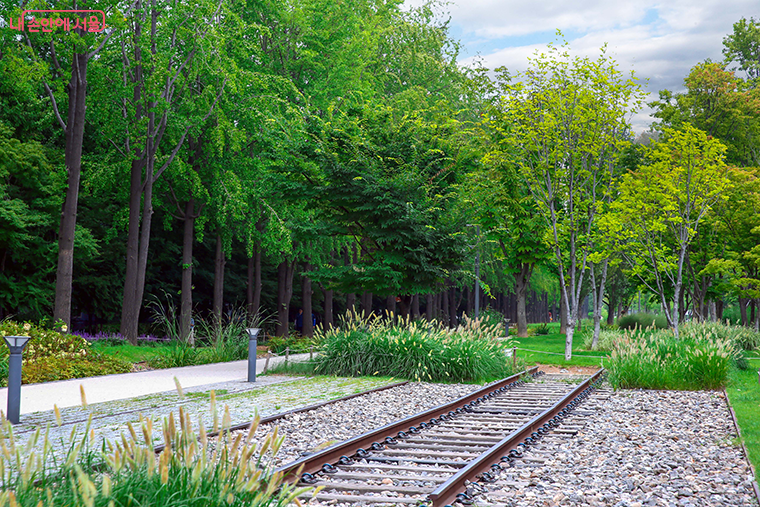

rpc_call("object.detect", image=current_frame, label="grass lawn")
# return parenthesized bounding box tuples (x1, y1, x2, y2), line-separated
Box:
(91, 341, 175, 364)
(726, 353, 760, 482)
(510, 323, 608, 368)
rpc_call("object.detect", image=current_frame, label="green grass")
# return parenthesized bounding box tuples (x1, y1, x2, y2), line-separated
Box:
(511, 324, 608, 367)
(91, 341, 175, 363)
(726, 355, 760, 482)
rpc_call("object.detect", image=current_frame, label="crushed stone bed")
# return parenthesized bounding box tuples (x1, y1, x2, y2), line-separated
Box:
(475, 387, 757, 507)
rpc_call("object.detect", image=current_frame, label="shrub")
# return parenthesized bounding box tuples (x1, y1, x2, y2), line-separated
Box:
(314, 314, 515, 383)
(147, 342, 204, 369)
(0, 407, 312, 506)
(607, 327, 735, 390)
(616, 313, 668, 330)
(0, 321, 132, 386)
(534, 323, 550, 335)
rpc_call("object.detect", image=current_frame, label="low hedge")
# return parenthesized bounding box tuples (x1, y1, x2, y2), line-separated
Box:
(616, 313, 668, 330)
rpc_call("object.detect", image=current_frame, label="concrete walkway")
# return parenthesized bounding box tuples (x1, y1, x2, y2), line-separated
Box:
(0, 353, 310, 416)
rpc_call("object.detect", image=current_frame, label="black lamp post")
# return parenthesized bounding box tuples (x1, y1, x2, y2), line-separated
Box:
(4, 335, 30, 424)
(246, 328, 260, 382)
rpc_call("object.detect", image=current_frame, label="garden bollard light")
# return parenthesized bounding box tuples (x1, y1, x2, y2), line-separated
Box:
(3, 336, 31, 424)
(246, 328, 260, 382)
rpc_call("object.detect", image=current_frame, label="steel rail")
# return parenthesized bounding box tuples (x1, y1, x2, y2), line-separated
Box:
(427, 368, 605, 507)
(275, 366, 540, 482)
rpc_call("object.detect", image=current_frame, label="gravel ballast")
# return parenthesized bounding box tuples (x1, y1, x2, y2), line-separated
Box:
(477, 386, 757, 507)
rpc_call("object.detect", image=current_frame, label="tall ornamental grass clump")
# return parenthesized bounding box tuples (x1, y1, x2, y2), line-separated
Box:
(0, 402, 312, 507)
(680, 320, 760, 351)
(315, 314, 514, 383)
(607, 327, 736, 390)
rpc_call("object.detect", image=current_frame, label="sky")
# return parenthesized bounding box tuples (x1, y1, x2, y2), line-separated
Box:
(422, 0, 756, 134)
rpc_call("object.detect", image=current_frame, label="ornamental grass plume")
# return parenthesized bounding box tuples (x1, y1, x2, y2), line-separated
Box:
(0, 404, 314, 507)
(607, 326, 735, 390)
(314, 312, 516, 383)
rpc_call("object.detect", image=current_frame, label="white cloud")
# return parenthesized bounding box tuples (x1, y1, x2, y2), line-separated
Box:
(444, 0, 757, 133)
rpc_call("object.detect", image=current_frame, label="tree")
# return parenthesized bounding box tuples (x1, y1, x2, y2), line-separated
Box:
(607, 125, 731, 337)
(723, 17, 760, 83)
(498, 38, 643, 359)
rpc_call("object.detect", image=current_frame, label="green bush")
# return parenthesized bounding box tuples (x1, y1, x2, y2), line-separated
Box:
(147, 342, 204, 369)
(314, 314, 515, 383)
(0, 321, 132, 386)
(616, 313, 668, 330)
(0, 407, 312, 506)
(607, 327, 735, 390)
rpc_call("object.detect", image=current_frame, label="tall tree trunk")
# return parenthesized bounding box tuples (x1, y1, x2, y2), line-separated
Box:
(322, 285, 334, 329)
(449, 286, 457, 328)
(515, 263, 532, 338)
(560, 295, 567, 335)
(302, 263, 313, 338)
(386, 294, 396, 317)
(53, 49, 88, 331)
(716, 299, 724, 323)
(345, 245, 356, 314)
(246, 242, 262, 324)
(180, 199, 195, 344)
(412, 294, 420, 319)
(606, 296, 616, 326)
(590, 261, 609, 349)
(441, 287, 449, 327)
(276, 260, 294, 337)
(739, 297, 749, 326)
(362, 292, 373, 319)
(212, 233, 225, 325)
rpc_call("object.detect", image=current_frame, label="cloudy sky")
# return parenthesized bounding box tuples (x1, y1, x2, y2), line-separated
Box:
(429, 0, 756, 134)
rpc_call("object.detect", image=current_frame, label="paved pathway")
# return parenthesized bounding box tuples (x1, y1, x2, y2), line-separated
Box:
(0, 353, 311, 416)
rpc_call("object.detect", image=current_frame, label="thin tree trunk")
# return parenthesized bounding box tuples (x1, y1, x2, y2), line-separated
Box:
(323, 286, 334, 329)
(412, 294, 420, 319)
(739, 297, 749, 326)
(302, 263, 313, 338)
(276, 260, 294, 337)
(53, 49, 88, 331)
(515, 264, 532, 338)
(449, 286, 457, 328)
(560, 294, 567, 335)
(345, 246, 356, 314)
(212, 233, 225, 324)
(180, 199, 195, 344)
(590, 261, 609, 349)
(362, 292, 373, 319)
(441, 288, 449, 327)
(386, 294, 396, 317)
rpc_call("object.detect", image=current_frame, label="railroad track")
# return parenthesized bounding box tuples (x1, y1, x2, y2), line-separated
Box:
(276, 367, 605, 506)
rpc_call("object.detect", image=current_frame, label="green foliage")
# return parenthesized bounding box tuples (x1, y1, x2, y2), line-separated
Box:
(314, 314, 515, 383)
(582, 329, 624, 351)
(0, 407, 311, 506)
(534, 323, 550, 335)
(147, 342, 204, 369)
(266, 335, 317, 354)
(0, 321, 131, 386)
(616, 313, 669, 330)
(607, 327, 736, 390)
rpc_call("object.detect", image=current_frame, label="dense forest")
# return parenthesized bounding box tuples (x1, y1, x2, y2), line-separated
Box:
(1, 3, 758, 354)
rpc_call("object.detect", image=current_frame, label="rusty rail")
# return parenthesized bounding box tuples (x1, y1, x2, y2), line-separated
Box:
(427, 368, 605, 507)
(275, 367, 539, 482)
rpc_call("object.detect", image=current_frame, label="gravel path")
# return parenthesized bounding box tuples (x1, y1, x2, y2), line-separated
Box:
(477, 385, 757, 507)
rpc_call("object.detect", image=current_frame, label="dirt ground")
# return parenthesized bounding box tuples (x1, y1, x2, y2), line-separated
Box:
(536, 364, 602, 375)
